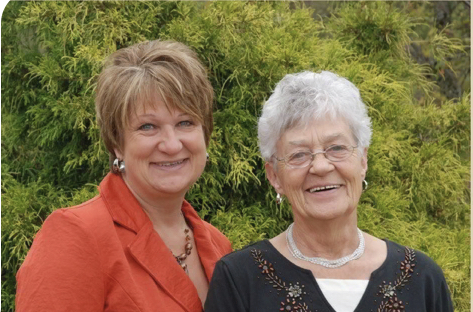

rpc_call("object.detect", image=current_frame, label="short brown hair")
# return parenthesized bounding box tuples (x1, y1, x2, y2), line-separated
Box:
(95, 40, 214, 166)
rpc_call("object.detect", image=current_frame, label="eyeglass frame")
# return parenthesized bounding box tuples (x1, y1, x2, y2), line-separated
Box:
(273, 144, 358, 169)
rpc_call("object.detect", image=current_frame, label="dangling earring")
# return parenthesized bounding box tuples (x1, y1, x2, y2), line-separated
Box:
(112, 158, 125, 174)
(362, 179, 368, 192)
(206, 152, 209, 162)
(276, 193, 284, 205)
(119, 160, 125, 173)
(112, 158, 120, 173)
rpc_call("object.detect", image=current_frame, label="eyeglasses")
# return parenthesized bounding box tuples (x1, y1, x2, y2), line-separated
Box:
(274, 145, 357, 169)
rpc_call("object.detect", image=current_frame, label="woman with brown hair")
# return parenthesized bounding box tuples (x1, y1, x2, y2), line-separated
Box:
(16, 40, 232, 312)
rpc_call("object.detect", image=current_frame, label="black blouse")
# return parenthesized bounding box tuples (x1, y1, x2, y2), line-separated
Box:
(205, 240, 453, 312)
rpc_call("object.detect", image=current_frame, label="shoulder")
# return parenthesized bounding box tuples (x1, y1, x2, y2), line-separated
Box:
(386, 240, 442, 272)
(17, 200, 108, 282)
(16, 200, 107, 311)
(44, 194, 114, 235)
(26, 196, 108, 255)
(380, 240, 453, 311)
(384, 239, 449, 289)
(61, 194, 110, 222)
(210, 240, 268, 292)
(25, 194, 113, 263)
(218, 240, 268, 269)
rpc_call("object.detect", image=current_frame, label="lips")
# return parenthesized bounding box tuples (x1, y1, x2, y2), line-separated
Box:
(308, 184, 342, 193)
(152, 158, 187, 167)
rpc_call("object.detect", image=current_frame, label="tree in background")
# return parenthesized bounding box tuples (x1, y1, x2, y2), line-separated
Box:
(2, 2, 469, 311)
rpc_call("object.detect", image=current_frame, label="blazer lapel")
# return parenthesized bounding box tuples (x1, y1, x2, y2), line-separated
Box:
(128, 224, 202, 312)
(182, 202, 223, 281)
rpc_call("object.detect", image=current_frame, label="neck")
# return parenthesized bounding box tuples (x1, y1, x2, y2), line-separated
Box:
(291, 214, 360, 260)
(122, 178, 186, 231)
(140, 196, 186, 231)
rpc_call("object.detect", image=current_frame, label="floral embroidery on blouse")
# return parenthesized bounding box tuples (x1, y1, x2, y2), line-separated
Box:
(251, 249, 312, 312)
(376, 246, 416, 312)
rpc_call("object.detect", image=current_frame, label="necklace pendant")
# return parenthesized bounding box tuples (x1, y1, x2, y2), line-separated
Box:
(181, 263, 189, 274)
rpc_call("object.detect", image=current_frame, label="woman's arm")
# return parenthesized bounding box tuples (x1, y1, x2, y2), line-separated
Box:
(16, 209, 104, 311)
(204, 259, 247, 312)
(432, 266, 454, 312)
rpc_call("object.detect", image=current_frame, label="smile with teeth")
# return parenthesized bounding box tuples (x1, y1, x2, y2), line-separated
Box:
(154, 159, 186, 167)
(309, 185, 341, 193)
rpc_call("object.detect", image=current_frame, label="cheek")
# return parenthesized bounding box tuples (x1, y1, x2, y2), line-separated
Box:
(347, 171, 363, 198)
(279, 168, 304, 186)
(279, 170, 307, 209)
(125, 134, 154, 154)
(190, 137, 206, 155)
(183, 134, 207, 164)
(126, 145, 150, 161)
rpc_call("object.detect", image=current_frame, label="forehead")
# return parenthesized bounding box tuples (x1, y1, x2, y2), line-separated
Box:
(279, 117, 354, 147)
(128, 92, 180, 121)
(135, 90, 171, 113)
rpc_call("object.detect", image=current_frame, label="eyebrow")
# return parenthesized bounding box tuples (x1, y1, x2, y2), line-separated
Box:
(287, 133, 348, 146)
(137, 112, 190, 118)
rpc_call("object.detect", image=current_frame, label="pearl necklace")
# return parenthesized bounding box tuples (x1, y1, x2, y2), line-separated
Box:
(286, 223, 365, 269)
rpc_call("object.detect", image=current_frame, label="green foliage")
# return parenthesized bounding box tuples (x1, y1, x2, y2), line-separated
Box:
(328, 2, 416, 56)
(2, 2, 469, 311)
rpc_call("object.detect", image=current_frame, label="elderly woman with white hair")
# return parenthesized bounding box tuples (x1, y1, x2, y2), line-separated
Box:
(204, 71, 453, 312)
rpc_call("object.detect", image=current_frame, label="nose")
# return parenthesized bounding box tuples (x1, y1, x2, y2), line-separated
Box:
(158, 126, 183, 155)
(308, 152, 334, 175)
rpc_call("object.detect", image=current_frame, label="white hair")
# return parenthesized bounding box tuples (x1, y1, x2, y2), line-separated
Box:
(258, 71, 372, 161)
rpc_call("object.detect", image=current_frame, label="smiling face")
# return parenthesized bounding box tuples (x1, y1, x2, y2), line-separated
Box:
(114, 95, 207, 203)
(266, 117, 367, 221)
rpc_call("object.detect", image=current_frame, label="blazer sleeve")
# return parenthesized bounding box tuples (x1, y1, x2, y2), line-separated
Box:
(204, 259, 247, 312)
(16, 209, 104, 312)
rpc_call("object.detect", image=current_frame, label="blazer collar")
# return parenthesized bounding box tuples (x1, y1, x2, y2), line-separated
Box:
(99, 173, 218, 311)
(99, 173, 150, 233)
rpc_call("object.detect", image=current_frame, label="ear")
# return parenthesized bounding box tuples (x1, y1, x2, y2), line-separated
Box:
(361, 147, 368, 179)
(265, 161, 285, 195)
(114, 147, 123, 160)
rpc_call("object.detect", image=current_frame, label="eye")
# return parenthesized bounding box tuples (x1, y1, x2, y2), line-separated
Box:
(326, 145, 352, 160)
(291, 152, 307, 159)
(138, 123, 155, 131)
(288, 151, 310, 163)
(177, 120, 193, 127)
(328, 145, 348, 152)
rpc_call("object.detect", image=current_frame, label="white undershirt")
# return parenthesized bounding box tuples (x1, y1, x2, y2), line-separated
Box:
(316, 278, 369, 312)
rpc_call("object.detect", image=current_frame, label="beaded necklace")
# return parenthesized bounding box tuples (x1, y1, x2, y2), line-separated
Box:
(170, 212, 193, 274)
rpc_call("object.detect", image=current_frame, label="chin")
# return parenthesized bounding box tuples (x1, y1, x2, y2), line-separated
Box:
(150, 180, 191, 196)
(305, 210, 343, 221)
(302, 202, 356, 221)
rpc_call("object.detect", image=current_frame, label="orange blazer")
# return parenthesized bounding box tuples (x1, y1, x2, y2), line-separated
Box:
(16, 173, 232, 312)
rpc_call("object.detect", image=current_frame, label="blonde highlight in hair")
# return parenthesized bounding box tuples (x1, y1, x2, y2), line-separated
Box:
(95, 40, 214, 167)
